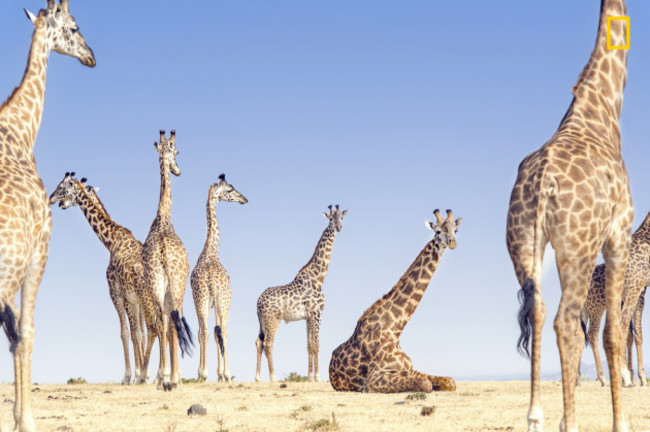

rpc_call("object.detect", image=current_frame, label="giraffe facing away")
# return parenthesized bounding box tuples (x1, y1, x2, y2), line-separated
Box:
(48, 172, 160, 385)
(0, 1, 94, 430)
(579, 212, 650, 387)
(506, 1, 631, 431)
(142, 129, 194, 391)
(192, 174, 248, 383)
(329, 209, 459, 393)
(256, 205, 346, 383)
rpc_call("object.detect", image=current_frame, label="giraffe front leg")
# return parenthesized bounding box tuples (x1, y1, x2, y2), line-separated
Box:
(306, 314, 322, 382)
(634, 294, 647, 386)
(110, 293, 132, 385)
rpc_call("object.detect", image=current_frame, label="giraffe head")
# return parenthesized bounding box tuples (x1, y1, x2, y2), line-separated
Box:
(426, 209, 462, 250)
(322, 204, 347, 232)
(154, 129, 181, 176)
(25, 0, 95, 67)
(48, 172, 94, 209)
(210, 174, 248, 205)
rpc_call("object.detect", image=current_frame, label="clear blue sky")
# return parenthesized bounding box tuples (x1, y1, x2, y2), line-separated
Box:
(1, 0, 649, 384)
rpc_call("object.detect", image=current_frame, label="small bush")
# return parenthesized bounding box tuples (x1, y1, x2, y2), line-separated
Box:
(300, 404, 313, 412)
(421, 406, 436, 417)
(405, 392, 427, 400)
(284, 372, 309, 383)
(181, 378, 199, 384)
(66, 377, 87, 385)
(309, 413, 340, 431)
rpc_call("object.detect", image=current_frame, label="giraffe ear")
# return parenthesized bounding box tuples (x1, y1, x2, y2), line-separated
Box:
(24, 9, 37, 25)
(454, 217, 462, 227)
(322, 212, 330, 220)
(425, 220, 437, 231)
(342, 210, 348, 217)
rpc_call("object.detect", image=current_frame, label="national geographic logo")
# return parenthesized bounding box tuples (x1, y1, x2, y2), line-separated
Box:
(607, 16, 630, 50)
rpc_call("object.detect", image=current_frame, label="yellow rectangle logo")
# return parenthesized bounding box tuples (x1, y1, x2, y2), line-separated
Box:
(607, 16, 630, 50)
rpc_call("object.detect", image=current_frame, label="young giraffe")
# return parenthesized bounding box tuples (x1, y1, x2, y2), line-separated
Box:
(329, 209, 460, 393)
(48, 172, 159, 385)
(0, 1, 94, 431)
(579, 212, 650, 387)
(256, 205, 346, 382)
(506, 1, 631, 431)
(192, 174, 248, 383)
(142, 129, 193, 391)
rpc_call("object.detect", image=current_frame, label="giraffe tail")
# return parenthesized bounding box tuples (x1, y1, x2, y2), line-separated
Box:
(0, 303, 19, 354)
(214, 326, 225, 356)
(171, 310, 194, 357)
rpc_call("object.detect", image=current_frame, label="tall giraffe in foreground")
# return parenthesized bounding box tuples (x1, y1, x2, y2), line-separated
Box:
(256, 205, 346, 382)
(0, 1, 94, 430)
(49, 173, 160, 384)
(506, 1, 631, 431)
(329, 209, 460, 393)
(142, 129, 193, 391)
(192, 174, 248, 382)
(580, 212, 650, 386)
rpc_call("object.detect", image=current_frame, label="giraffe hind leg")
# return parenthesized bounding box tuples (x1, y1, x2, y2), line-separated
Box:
(366, 368, 432, 394)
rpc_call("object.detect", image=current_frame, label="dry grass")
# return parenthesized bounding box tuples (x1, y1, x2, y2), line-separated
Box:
(1, 381, 650, 431)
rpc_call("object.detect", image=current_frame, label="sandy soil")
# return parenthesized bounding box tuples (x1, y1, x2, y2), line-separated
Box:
(1, 380, 650, 431)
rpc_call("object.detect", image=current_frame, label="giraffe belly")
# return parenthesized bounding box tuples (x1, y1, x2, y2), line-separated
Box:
(283, 304, 308, 322)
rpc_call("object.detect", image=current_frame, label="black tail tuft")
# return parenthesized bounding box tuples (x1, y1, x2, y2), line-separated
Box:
(630, 319, 636, 337)
(214, 326, 225, 356)
(581, 317, 589, 347)
(171, 310, 194, 358)
(516, 278, 536, 359)
(0, 305, 19, 354)
(258, 331, 265, 342)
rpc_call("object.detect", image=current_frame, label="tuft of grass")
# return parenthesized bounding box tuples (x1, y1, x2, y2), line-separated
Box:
(405, 392, 427, 400)
(236, 406, 248, 411)
(182, 378, 199, 384)
(308, 412, 340, 431)
(66, 377, 87, 385)
(160, 404, 169, 410)
(284, 372, 309, 383)
(300, 404, 313, 412)
(421, 406, 436, 417)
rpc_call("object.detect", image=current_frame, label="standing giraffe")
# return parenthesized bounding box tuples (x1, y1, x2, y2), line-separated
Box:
(329, 209, 460, 393)
(191, 174, 248, 383)
(579, 212, 650, 386)
(255, 205, 346, 382)
(48, 172, 159, 385)
(142, 129, 193, 391)
(506, 1, 631, 431)
(0, 1, 94, 431)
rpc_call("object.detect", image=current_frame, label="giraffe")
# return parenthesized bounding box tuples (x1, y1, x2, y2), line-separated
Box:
(579, 211, 650, 387)
(329, 209, 460, 393)
(191, 174, 248, 383)
(142, 129, 193, 391)
(506, 1, 631, 431)
(255, 205, 346, 383)
(0, 1, 94, 430)
(48, 172, 160, 385)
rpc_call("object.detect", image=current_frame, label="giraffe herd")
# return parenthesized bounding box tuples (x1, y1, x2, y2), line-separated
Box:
(0, 0, 646, 432)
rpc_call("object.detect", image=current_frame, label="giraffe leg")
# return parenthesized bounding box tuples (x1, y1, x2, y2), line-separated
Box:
(367, 367, 432, 393)
(168, 316, 181, 389)
(255, 327, 264, 382)
(524, 277, 546, 432)
(124, 302, 142, 385)
(586, 311, 606, 386)
(262, 320, 280, 382)
(602, 231, 630, 432)
(215, 308, 231, 382)
(418, 371, 456, 391)
(13, 241, 48, 432)
(633, 294, 646, 386)
(195, 297, 209, 382)
(554, 254, 595, 432)
(306, 314, 322, 382)
(625, 323, 635, 386)
(109, 290, 132, 385)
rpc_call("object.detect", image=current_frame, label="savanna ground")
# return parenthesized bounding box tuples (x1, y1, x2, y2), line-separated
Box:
(2, 380, 650, 432)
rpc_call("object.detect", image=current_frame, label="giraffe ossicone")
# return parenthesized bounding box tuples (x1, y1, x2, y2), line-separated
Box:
(329, 209, 460, 393)
(256, 204, 346, 383)
(0, 1, 94, 430)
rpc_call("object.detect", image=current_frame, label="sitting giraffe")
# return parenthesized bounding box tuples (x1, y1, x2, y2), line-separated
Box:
(329, 209, 460, 393)
(142, 129, 194, 391)
(579, 212, 650, 386)
(0, 1, 94, 430)
(49, 172, 159, 384)
(191, 174, 248, 382)
(256, 205, 347, 382)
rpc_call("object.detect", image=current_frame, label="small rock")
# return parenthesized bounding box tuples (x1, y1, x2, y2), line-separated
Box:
(57, 427, 73, 431)
(394, 401, 407, 405)
(279, 383, 288, 389)
(187, 404, 207, 416)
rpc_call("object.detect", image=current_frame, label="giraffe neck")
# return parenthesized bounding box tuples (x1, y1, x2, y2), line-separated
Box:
(0, 13, 50, 151)
(201, 196, 220, 257)
(559, 0, 628, 147)
(297, 223, 337, 289)
(632, 212, 650, 244)
(376, 239, 444, 337)
(156, 157, 173, 222)
(76, 186, 131, 254)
